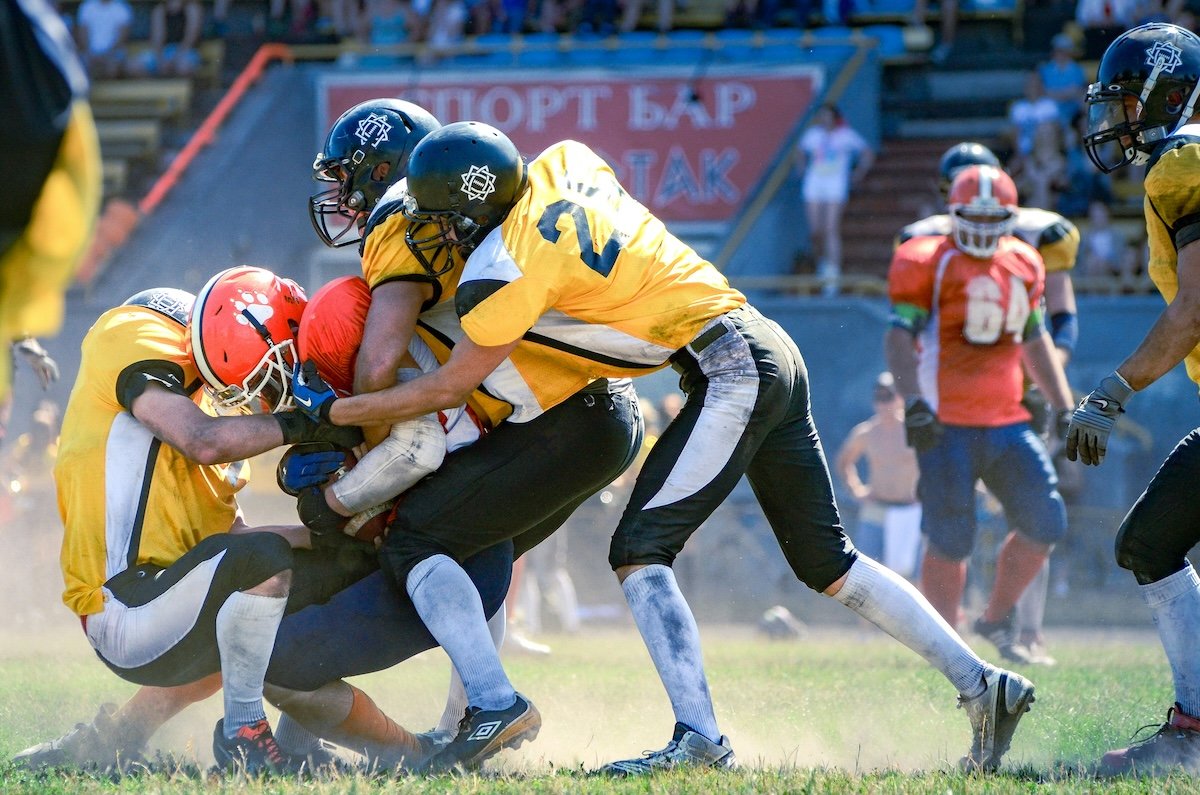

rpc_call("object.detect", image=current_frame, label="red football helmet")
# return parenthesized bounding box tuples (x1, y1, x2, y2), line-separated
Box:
(947, 164, 1018, 259)
(189, 266, 308, 413)
(296, 275, 372, 397)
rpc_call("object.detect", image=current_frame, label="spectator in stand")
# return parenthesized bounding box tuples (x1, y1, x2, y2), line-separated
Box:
(1057, 111, 1114, 217)
(75, 0, 133, 78)
(620, 0, 672, 32)
(1039, 33, 1089, 129)
(1009, 121, 1069, 214)
(1078, 200, 1143, 288)
(911, 0, 958, 63)
(1076, 0, 1138, 57)
(420, 0, 465, 60)
(131, 0, 204, 78)
(795, 103, 874, 296)
(355, 0, 418, 63)
(1006, 72, 1060, 160)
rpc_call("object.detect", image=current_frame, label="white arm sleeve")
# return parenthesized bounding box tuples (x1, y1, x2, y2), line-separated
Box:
(330, 413, 447, 513)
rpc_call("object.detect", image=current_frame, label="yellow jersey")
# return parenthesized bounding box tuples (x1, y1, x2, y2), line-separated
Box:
(1144, 132, 1200, 387)
(57, 306, 247, 616)
(360, 171, 643, 424)
(455, 140, 745, 419)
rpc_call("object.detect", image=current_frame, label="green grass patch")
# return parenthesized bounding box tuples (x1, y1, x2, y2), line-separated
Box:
(0, 625, 1184, 792)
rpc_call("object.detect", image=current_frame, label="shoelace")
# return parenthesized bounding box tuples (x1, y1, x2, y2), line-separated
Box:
(456, 706, 482, 738)
(640, 739, 680, 759)
(1127, 710, 1177, 745)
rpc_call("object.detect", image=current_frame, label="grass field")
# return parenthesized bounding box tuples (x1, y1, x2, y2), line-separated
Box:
(1, 621, 1196, 793)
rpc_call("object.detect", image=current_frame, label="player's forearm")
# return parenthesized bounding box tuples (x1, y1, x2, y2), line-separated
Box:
(181, 414, 286, 464)
(330, 374, 466, 428)
(883, 327, 922, 398)
(1021, 333, 1073, 411)
(1115, 296, 1200, 391)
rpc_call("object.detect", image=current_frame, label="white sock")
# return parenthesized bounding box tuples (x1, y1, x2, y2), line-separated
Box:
(274, 712, 321, 755)
(1014, 559, 1050, 638)
(622, 565, 721, 742)
(407, 555, 515, 712)
(1141, 564, 1200, 717)
(435, 608, 507, 733)
(832, 555, 988, 697)
(216, 591, 287, 737)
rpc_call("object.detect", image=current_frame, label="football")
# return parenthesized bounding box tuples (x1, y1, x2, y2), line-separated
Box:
(336, 450, 394, 544)
(342, 499, 394, 544)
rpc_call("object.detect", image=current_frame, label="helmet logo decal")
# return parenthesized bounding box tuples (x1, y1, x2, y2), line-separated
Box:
(232, 291, 275, 328)
(1146, 40, 1184, 73)
(460, 165, 498, 201)
(355, 113, 393, 147)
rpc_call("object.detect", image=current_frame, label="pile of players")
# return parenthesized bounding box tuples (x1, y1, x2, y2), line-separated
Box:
(13, 20, 1200, 779)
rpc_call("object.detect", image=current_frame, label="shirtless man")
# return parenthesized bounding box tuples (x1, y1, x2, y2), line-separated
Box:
(835, 372, 922, 579)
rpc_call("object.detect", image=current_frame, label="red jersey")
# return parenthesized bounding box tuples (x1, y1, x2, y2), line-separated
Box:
(888, 235, 1046, 427)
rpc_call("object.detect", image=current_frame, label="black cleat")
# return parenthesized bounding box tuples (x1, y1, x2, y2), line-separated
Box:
(417, 693, 541, 774)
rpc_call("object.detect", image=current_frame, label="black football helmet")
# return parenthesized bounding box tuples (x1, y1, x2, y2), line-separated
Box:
(1084, 22, 1200, 173)
(937, 142, 1000, 196)
(402, 121, 527, 277)
(122, 287, 196, 327)
(309, 99, 441, 248)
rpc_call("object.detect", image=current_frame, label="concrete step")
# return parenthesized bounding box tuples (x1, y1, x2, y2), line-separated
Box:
(894, 115, 1008, 139)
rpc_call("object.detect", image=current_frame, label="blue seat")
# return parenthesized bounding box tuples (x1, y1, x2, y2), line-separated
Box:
(609, 31, 660, 64)
(860, 24, 906, 59)
(712, 28, 757, 62)
(515, 32, 562, 67)
(861, 0, 914, 14)
(658, 28, 708, 64)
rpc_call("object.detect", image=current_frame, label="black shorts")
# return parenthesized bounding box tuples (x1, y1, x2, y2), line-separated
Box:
(1115, 428, 1200, 582)
(89, 532, 376, 688)
(380, 385, 642, 584)
(608, 305, 855, 592)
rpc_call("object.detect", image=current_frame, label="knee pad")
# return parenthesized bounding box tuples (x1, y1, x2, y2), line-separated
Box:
(226, 532, 293, 588)
(331, 415, 446, 513)
(1115, 518, 1188, 584)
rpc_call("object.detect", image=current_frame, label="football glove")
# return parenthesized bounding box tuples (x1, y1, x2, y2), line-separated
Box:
(297, 485, 348, 536)
(274, 410, 363, 449)
(292, 360, 338, 422)
(14, 338, 59, 389)
(903, 397, 943, 453)
(1065, 373, 1134, 466)
(276, 442, 347, 497)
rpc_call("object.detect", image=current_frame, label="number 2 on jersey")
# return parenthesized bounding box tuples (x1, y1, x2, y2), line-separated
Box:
(537, 199, 629, 277)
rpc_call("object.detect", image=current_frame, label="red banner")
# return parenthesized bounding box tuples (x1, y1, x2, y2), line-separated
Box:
(319, 67, 821, 224)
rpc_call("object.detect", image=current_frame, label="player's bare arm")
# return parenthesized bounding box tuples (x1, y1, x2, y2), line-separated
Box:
(834, 423, 872, 501)
(1113, 240, 1200, 390)
(883, 326, 921, 398)
(1043, 271, 1078, 366)
(129, 382, 285, 465)
(331, 336, 520, 428)
(353, 280, 432, 447)
(1021, 332, 1073, 411)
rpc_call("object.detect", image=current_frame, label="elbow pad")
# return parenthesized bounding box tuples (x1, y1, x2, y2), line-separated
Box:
(330, 413, 446, 513)
(1049, 311, 1078, 355)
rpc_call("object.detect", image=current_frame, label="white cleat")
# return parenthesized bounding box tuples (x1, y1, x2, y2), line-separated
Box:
(959, 668, 1036, 772)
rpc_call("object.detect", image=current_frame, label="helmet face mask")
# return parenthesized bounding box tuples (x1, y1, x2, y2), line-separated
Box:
(401, 121, 527, 277)
(1083, 23, 1200, 173)
(402, 195, 483, 277)
(309, 99, 441, 248)
(947, 165, 1018, 259)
